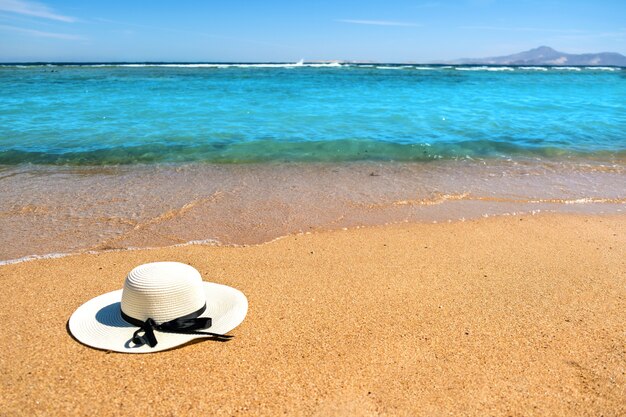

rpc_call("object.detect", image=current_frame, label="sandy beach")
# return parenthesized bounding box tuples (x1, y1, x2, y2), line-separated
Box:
(1, 213, 624, 416)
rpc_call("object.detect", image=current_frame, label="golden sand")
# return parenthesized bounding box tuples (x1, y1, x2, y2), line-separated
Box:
(1, 214, 625, 416)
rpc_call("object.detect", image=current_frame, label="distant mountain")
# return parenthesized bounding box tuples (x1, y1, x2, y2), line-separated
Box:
(454, 46, 626, 66)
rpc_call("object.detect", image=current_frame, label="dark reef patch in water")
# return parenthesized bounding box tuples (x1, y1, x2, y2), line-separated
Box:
(1, 140, 625, 165)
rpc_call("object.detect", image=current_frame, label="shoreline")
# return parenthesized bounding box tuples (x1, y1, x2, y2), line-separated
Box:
(1, 159, 624, 261)
(1, 213, 624, 415)
(0, 210, 624, 266)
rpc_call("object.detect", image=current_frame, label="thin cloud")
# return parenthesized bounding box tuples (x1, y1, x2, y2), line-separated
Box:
(459, 25, 584, 33)
(337, 19, 420, 27)
(0, 23, 83, 39)
(0, 0, 75, 22)
(93, 17, 161, 30)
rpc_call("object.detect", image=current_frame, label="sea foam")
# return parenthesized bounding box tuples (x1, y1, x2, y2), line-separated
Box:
(456, 66, 514, 71)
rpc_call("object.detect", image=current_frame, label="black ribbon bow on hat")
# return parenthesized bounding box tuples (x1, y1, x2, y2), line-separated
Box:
(121, 304, 232, 347)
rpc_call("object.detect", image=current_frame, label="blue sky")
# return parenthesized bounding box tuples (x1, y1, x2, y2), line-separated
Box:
(0, 0, 624, 62)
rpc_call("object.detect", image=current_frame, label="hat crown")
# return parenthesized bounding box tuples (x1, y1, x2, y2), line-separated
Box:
(120, 262, 206, 323)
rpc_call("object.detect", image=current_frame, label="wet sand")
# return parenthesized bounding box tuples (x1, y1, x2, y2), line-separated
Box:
(1, 214, 625, 416)
(1, 160, 625, 261)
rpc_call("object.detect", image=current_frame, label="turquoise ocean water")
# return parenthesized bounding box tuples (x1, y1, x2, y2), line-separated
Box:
(1, 63, 624, 164)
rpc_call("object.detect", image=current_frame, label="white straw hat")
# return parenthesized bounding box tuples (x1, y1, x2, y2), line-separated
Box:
(69, 262, 248, 353)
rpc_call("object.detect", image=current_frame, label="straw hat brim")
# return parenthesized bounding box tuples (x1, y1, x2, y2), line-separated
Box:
(69, 282, 248, 353)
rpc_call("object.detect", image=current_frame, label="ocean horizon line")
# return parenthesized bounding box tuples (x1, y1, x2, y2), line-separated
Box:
(1, 61, 625, 68)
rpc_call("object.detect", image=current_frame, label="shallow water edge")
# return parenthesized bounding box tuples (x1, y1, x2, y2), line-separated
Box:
(0, 158, 624, 262)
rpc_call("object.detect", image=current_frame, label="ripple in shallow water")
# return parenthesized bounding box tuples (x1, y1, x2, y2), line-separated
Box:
(0, 158, 624, 262)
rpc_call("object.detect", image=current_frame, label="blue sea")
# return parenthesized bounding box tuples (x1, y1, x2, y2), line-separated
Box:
(0, 63, 624, 164)
(0, 63, 625, 262)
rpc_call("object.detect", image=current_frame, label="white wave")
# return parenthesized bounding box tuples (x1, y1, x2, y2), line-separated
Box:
(217, 61, 342, 68)
(303, 62, 343, 67)
(208, 61, 342, 68)
(233, 63, 296, 68)
(78, 64, 218, 68)
(413, 66, 438, 70)
(456, 66, 514, 71)
(0, 237, 224, 266)
(552, 66, 582, 71)
(122, 64, 228, 68)
(562, 197, 621, 204)
(233, 63, 292, 68)
(376, 66, 403, 70)
(0, 252, 70, 266)
(518, 66, 548, 71)
(173, 238, 220, 247)
(31, 61, 343, 69)
(527, 197, 625, 205)
(584, 66, 619, 71)
(485, 67, 514, 71)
